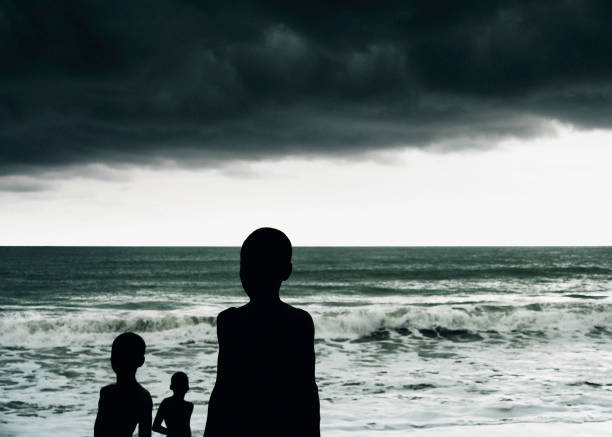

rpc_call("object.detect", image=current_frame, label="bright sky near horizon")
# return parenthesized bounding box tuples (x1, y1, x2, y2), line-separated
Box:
(2, 125, 610, 246)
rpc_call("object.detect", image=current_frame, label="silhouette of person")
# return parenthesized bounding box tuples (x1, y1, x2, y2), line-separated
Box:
(94, 332, 153, 437)
(204, 227, 320, 437)
(153, 371, 194, 437)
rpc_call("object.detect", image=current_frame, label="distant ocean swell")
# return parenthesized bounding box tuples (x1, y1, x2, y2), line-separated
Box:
(3, 302, 611, 347)
(296, 265, 612, 280)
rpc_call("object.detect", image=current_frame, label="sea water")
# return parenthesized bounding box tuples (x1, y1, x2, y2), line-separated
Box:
(1, 247, 611, 436)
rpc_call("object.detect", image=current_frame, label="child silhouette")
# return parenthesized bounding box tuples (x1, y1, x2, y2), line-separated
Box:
(153, 371, 194, 437)
(204, 227, 320, 437)
(94, 332, 153, 437)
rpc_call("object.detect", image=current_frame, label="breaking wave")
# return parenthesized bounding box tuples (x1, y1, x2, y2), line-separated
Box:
(314, 302, 612, 340)
(2, 302, 612, 347)
(0, 311, 218, 347)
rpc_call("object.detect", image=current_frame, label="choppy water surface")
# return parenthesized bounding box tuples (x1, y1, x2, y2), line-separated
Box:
(1, 247, 612, 436)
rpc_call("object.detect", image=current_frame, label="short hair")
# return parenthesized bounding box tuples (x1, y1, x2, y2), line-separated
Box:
(240, 228, 292, 280)
(111, 332, 145, 370)
(170, 371, 189, 392)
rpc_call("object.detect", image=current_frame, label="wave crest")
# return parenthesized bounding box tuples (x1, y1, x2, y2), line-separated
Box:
(2, 302, 611, 347)
(314, 303, 612, 340)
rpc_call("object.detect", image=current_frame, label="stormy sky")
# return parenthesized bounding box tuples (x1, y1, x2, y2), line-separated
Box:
(1, 1, 611, 244)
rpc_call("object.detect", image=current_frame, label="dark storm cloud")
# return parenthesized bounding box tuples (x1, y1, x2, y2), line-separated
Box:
(2, 0, 612, 177)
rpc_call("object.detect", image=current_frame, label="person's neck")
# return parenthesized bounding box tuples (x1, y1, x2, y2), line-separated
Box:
(116, 372, 137, 385)
(249, 294, 282, 306)
(172, 392, 185, 401)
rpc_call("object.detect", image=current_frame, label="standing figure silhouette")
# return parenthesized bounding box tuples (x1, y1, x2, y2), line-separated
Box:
(204, 227, 320, 437)
(94, 332, 152, 437)
(153, 371, 193, 436)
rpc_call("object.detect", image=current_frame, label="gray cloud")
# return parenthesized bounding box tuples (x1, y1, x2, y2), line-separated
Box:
(0, 176, 50, 193)
(1, 0, 612, 180)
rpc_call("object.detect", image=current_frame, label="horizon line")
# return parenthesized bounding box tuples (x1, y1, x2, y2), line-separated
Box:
(1, 244, 611, 248)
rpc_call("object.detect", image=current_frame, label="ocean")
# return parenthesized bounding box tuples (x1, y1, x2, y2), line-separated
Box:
(1, 247, 612, 436)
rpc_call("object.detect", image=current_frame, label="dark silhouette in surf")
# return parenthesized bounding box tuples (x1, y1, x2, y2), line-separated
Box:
(204, 227, 320, 437)
(153, 371, 194, 436)
(94, 332, 153, 437)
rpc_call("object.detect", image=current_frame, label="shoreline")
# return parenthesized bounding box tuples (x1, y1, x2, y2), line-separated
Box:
(325, 421, 612, 437)
(4, 419, 611, 437)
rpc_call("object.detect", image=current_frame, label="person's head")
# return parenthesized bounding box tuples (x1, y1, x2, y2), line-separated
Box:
(240, 227, 292, 300)
(110, 332, 146, 376)
(170, 371, 189, 395)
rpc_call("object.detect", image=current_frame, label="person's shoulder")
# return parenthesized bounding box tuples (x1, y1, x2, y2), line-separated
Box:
(285, 304, 313, 321)
(135, 383, 153, 405)
(217, 307, 239, 327)
(100, 383, 115, 392)
(99, 383, 117, 397)
(218, 307, 238, 321)
(216, 307, 240, 339)
(283, 304, 314, 329)
(219, 306, 238, 316)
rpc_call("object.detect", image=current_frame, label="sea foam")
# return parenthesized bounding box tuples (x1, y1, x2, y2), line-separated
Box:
(2, 301, 612, 347)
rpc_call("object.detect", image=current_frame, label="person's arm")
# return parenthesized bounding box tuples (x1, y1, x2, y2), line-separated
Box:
(204, 310, 232, 437)
(139, 393, 153, 437)
(304, 311, 321, 437)
(152, 401, 168, 435)
(93, 388, 107, 437)
(187, 402, 194, 432)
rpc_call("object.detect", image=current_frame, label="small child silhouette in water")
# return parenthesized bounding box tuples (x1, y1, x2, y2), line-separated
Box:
(204, 227, 320, 437)
(153, 371, 194, 436)
(94, 332, 152, 437)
